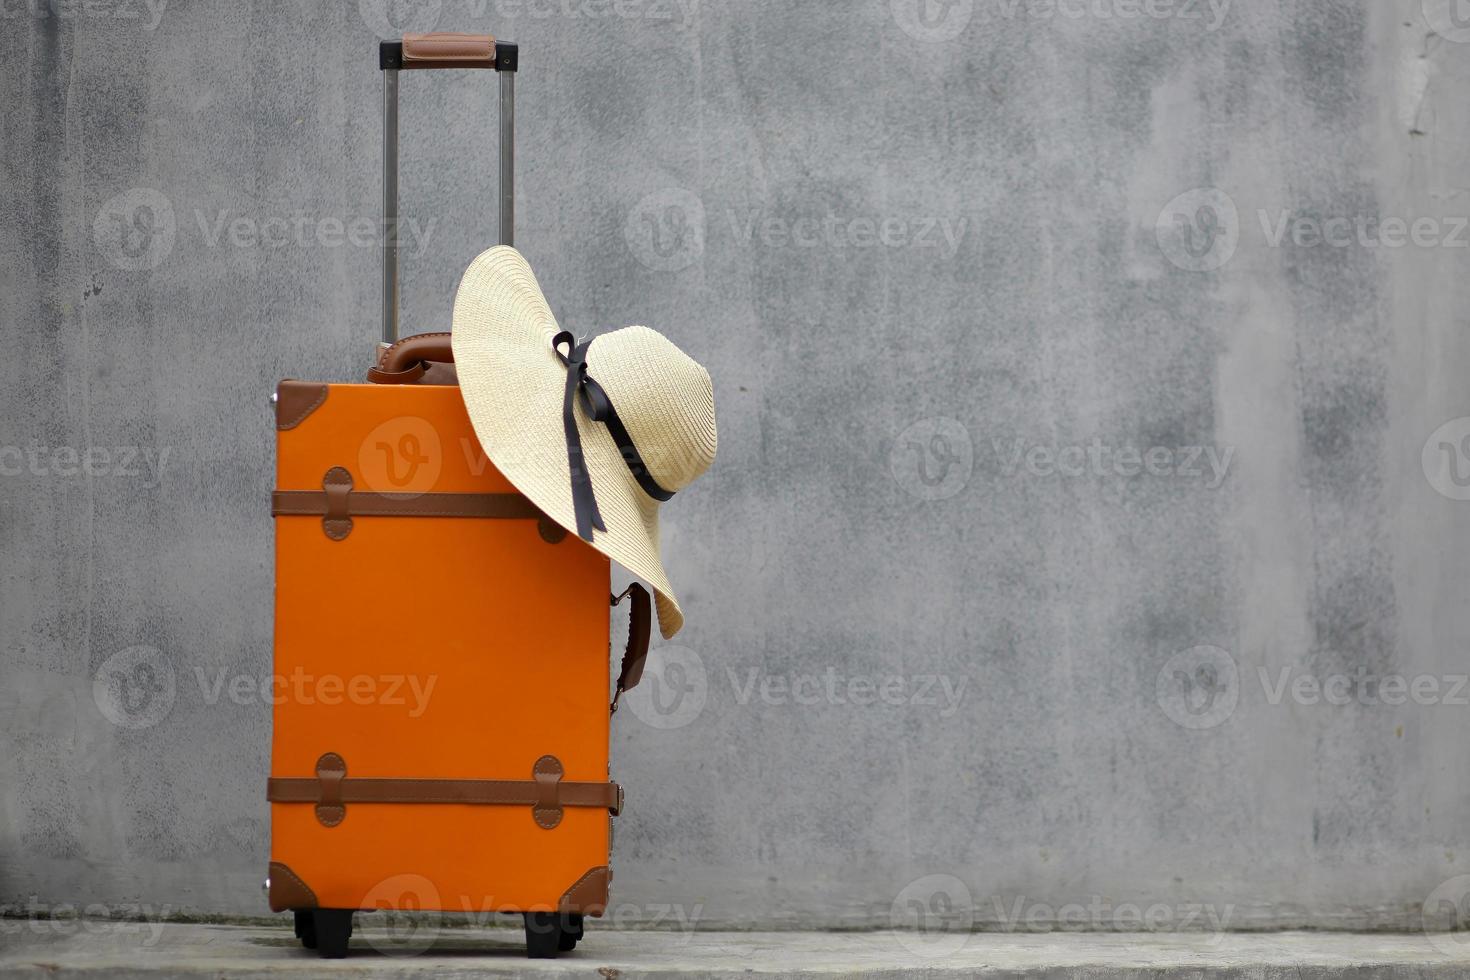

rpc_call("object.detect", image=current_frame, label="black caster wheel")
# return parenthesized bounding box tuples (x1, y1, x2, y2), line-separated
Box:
(558, 913, 583, 952)
(523, 911, 562, 959)
(293, 909, 316, 949)
(312, 909, 354, 959)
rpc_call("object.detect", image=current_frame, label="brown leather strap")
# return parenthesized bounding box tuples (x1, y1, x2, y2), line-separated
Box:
(267, 777, 622, 809)
(368, 332, 454, 384)
(401, 33, 496, 69)
(272, 489, 543, 520)
(610, 584, 652, 713)
(273, 468, 568, 544)
(268, 754, 622, 828)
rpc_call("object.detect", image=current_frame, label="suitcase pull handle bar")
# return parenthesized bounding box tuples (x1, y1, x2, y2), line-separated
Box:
(379, 35, 519, 72)
(379, 35, 518, 346)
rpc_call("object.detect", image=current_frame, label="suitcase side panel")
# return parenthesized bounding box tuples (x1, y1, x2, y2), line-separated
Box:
(270, 384, 612, 912)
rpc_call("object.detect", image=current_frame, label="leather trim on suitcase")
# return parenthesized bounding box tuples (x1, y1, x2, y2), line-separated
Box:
(267, 861, 319, 912)
(268, 753, 623, 828)
(558, 865, 611, 916)
(366, 332, 456, 385)
(402, 32, 497, 69)
(275, 381, 329, 430)
(272, 467, 568, 544)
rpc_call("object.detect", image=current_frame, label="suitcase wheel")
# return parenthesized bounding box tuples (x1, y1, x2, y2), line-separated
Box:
(292, 909, 316, 949)
(524, 911, 582, 958)
(310, 909, 354, 959)
(558, 913, 583, 952)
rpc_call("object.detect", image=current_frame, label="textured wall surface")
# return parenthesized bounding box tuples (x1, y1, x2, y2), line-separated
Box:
(3, 0, 1470, 933)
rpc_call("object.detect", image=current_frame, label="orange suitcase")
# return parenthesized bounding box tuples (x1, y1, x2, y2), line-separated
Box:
(264, 34, 648, 960)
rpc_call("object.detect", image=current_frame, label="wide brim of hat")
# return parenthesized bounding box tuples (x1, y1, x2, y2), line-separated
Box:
(450, 246, 684, 639)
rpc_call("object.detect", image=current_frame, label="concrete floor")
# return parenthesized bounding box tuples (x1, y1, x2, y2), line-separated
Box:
(3, 920, 1470, 978)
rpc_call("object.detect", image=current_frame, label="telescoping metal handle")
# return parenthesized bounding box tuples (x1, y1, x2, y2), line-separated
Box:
(378, 34, 519, 346)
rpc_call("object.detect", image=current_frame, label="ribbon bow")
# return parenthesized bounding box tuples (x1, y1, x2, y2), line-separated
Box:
(552, 331, 674, 542)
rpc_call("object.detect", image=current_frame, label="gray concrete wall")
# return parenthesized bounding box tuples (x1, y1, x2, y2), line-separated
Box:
(3, 0, 1469, 933)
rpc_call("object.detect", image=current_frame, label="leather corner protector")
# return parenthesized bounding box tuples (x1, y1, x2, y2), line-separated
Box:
(276, 381, 328, 431)
(558, 866, 610, 916)
(268, 861, 318, 912)
(532, 755, 564, 830)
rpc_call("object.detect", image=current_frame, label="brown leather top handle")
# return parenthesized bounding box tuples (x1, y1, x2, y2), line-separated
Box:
(402, 33, 497, 69)
(378, 34, 516, 73)
(610, 584, 652, 713)
(368, 332, 456, 385)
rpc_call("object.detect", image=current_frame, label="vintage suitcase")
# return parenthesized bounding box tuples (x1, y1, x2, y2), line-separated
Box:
(264, 33, 650, 960)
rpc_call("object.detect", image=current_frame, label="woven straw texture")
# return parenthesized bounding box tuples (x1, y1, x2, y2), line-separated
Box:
(451, 246, 716, 639)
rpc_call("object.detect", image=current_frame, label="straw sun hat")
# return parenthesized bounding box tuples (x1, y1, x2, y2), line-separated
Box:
(451, 246, 716, 639)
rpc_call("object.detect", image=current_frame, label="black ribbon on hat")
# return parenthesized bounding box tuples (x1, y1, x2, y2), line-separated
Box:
(552, 331, 675, 542)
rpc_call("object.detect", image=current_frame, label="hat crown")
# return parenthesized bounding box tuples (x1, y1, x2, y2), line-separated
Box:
(451, 245, 714, 638)
(587, 326, 717, 493)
